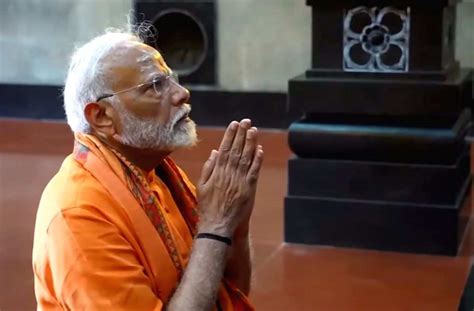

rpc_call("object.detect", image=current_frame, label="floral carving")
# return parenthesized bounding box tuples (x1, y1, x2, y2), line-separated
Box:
(343, 7, 410, 73)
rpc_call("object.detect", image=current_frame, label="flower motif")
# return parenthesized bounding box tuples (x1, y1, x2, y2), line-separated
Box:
(361, 24, 390, 54)
(343, 6, 410, 73)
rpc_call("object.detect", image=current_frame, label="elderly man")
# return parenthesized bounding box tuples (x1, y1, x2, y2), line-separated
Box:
(32, 27, 263, 311)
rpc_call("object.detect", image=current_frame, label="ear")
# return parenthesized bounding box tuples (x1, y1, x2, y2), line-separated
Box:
(84, 102, 117, 137)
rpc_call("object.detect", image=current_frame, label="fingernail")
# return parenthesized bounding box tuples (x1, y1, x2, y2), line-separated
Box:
(241, 119, 251, 126)
(210, 149, 217, 159)
(229, 121, 238, 130)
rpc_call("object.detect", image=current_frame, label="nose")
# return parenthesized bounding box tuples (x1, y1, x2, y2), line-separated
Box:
(170, 80, 190, 106)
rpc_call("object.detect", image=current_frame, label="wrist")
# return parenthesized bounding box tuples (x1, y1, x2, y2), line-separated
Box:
(196, 233, 232, 246)
(197, 222, 233, 238)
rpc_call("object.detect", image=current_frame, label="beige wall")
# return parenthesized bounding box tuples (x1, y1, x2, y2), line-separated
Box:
(0, 0, 132, 86)
(218, 0, 311, 91)
(0, 0, 472, 91)
(456, 0, 474, 69)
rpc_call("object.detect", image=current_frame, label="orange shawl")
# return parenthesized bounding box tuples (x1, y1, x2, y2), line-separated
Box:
(73, 133, 254, 310)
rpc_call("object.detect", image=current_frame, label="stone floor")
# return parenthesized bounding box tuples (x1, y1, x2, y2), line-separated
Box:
(1, 118, 473, 310)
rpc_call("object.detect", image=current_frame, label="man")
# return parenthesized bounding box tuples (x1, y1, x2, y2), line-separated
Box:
(32, 27, 263, 310)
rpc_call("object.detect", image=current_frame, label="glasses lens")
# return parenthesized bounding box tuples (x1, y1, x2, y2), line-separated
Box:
(152, 72, 180, 95)
(170, 72, 179, 84)
(152, 75, 167, 94)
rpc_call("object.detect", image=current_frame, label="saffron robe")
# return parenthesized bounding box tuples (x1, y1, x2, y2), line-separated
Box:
(32, 134, 253, 310)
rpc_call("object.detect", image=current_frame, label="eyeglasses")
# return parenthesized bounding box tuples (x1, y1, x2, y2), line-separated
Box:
(96, 71, 180, 102)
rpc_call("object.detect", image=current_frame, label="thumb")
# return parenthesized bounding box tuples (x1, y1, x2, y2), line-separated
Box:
(199, 149, 218, 185)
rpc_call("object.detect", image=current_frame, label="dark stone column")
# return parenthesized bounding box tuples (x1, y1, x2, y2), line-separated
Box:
(285, 0, 473, 255)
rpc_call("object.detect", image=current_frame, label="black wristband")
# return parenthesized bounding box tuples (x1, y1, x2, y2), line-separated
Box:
(196, 233, 232, 246)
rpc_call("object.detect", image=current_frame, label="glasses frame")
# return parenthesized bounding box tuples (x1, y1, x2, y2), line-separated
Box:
(96, 71, 180, 102)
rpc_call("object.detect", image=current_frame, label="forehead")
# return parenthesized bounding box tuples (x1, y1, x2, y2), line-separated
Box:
(134, 43, 171, 73)
(105, 41, 171, 87)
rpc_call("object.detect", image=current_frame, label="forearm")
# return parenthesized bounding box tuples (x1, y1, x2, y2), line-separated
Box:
(224, 233, 252, 295)
(166, 238, 229, 311)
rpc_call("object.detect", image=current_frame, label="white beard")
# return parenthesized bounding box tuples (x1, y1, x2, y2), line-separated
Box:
(115, 103, 197, 150)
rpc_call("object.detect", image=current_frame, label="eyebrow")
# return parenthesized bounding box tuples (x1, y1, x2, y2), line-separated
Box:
(137, 54, 153, 64)
(149, 70, 173, 81)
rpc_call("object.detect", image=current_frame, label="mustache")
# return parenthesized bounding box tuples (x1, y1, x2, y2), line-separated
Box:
(171, 104, 192, 125)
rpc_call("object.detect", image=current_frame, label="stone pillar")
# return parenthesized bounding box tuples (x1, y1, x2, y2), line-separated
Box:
(285, 0, 473, 255)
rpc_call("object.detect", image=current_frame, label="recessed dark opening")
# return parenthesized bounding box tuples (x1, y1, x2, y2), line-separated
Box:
(381, 44, 403, 66)
(381, 12, 403, 35)
(154, 10, 207, 75)
(349, 12, 372, 33)
(349, 43, 371, 65)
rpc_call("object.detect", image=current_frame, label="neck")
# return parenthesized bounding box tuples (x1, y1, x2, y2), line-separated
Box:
(118, 145, 172, 172)
(98, 135, 173, 172)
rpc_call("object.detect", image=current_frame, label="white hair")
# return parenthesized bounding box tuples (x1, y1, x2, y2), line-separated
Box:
(63, 23, 156, 133)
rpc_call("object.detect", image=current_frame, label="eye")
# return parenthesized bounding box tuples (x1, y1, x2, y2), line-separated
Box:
(152, 76, 166, 90)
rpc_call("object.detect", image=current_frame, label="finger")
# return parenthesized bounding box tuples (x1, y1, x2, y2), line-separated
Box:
(199, 149, 218, 185)
(227, 119, 252, 169)
(238, 127, 257, 173)
(217, 121, 239, 166)
(247, 145, 264, 183)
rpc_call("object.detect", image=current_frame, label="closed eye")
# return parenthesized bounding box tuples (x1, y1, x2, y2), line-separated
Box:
(152, 77, 165, 89)
(152, 74, 169, 92)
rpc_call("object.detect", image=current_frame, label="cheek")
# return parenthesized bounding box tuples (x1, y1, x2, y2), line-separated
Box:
(124, 94, 175, 124)
(125, 97, 161, 119)
(156, 97, 178, 124)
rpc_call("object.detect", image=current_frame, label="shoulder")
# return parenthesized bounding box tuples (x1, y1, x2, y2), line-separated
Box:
(33, 155, 133, 264)
(36, 155, 120, 235)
